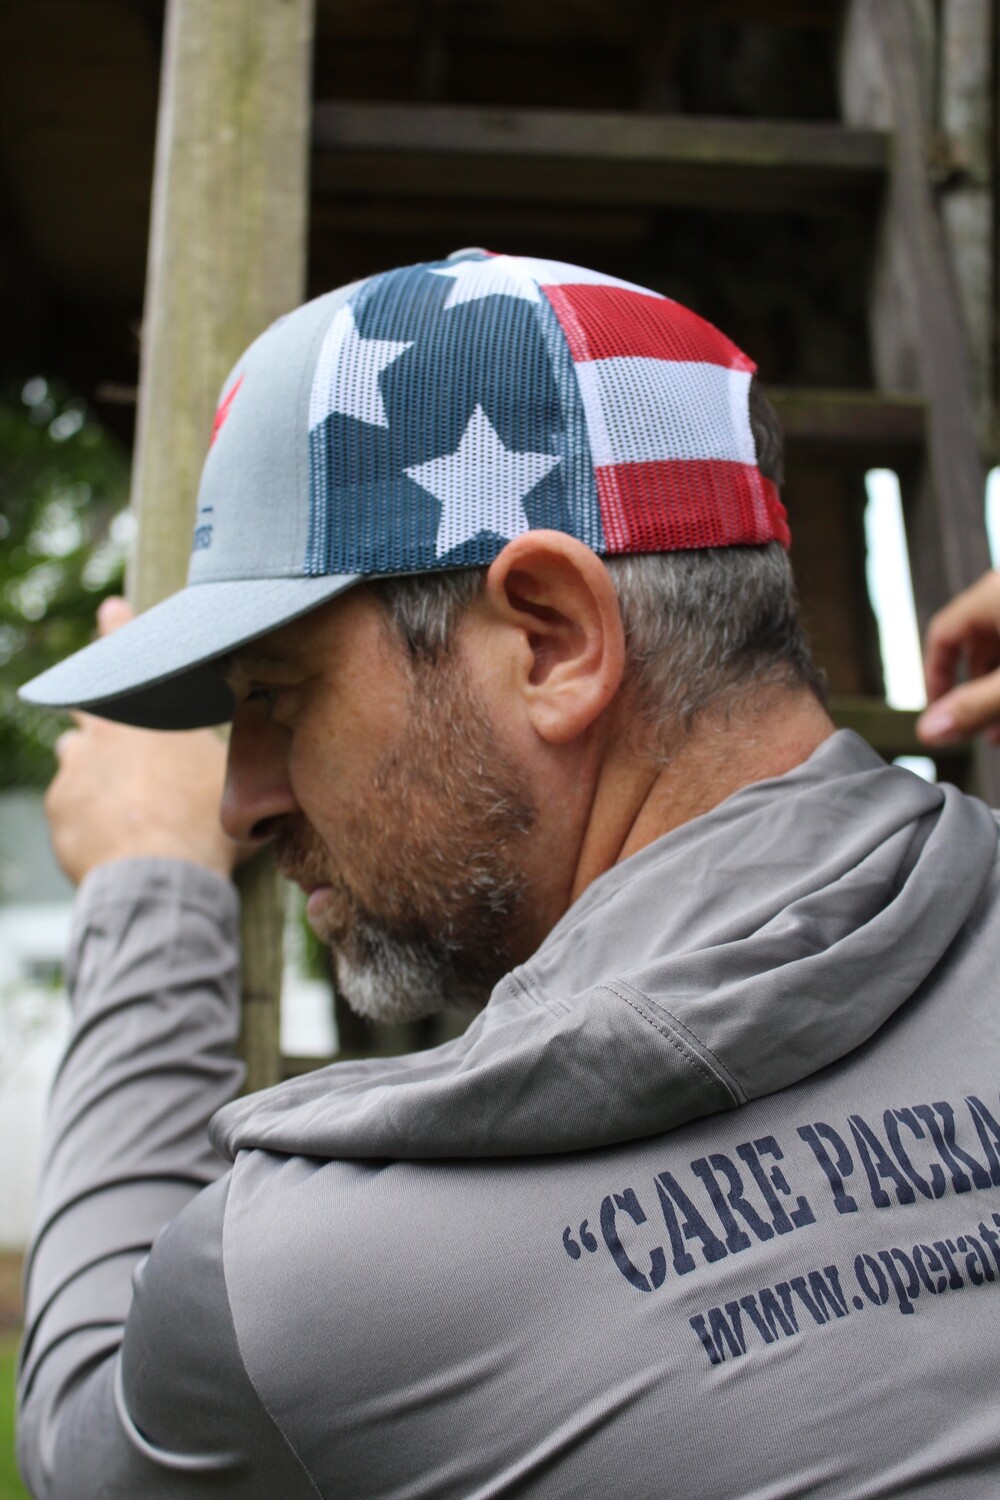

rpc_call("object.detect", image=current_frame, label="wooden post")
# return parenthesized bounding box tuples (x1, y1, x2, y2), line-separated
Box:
(937, 0, 996, 439)
(128, 0, 315, 1091)
(841, 0, 1000, 802)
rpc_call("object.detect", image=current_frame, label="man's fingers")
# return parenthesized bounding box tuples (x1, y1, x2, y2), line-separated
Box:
(97, 595, 134, 636)
(921, 571, 1000, 738)
(54, 728, 79, 762)
(924, 638, 963, 706)
(923, 570, 1000, 701)
(917, 671, 1000, 744)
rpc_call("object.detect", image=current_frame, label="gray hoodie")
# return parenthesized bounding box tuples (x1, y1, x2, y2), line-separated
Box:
(17, 731, 1000, 1497)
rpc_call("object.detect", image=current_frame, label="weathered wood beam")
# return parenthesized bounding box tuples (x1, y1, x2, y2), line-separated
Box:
(840, 0, 991, 602)
(769, 388, 926, 464)
(129, 0, 315, 1092)
(311, 103, 887, 215)
(829, 695, 969, 768)
(936, 0, 996, 442)
(840, 0, 999, 801)
(313, 0, 841, 47)
(309, 197, 650, 244)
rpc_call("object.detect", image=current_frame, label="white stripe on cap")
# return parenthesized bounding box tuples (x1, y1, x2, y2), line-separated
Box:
(513, 256, 663, 297)
(574, 359, 755, 467)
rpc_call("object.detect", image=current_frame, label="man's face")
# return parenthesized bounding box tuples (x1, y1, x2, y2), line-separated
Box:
(222, 589, 537, 1022)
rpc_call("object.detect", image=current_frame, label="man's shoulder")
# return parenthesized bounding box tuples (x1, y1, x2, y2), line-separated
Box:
(121, 1174, 320, 1496)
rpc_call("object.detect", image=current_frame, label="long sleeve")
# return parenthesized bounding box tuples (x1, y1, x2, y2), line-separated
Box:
(15, 859, 319, 1498)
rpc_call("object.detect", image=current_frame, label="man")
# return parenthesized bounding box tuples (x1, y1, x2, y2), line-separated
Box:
(16, 251, 1000, 1497)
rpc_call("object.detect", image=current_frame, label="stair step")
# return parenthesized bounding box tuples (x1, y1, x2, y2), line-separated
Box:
(770, 389, 926, 466)
(829, 696, 968, 764)
(312, 104, 887, 215)
(282, 1052, 337, 1078)
(318, 0, 842, 47)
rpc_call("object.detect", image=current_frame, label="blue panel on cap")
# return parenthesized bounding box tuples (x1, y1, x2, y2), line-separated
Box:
(305, 257, 587, 578)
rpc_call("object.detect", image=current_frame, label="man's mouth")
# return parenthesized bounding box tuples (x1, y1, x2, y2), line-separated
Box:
(305, 885, 333, 917)
(277, 865, 338, 928)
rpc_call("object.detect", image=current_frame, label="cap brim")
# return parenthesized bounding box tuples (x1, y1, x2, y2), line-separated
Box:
(18, 575, 361, 729)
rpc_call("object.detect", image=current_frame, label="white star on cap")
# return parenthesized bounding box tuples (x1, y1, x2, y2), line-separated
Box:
(308, 304, 413, 430)
(405, 404, 561, 559)
(430, 255, 541, 311)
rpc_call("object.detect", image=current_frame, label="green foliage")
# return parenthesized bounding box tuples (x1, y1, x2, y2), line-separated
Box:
(0, 1334, 29, 1499)
(0, 379, 130, 789)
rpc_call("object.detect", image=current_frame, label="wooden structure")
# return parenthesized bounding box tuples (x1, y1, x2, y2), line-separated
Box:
(128, 0, 312, 1089)
(1, 0, 997, 1075)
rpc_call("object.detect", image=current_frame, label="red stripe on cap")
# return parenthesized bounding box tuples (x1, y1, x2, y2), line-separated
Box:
(542, 283, 756, 371)
(211, 374, 243, 445)
(596, 462, 790, 552)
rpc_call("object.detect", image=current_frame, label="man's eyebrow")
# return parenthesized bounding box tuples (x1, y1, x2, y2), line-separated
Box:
(218, 645, 299, 678)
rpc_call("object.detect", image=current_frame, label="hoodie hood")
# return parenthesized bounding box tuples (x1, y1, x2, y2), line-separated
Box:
(212, 731, 999, 1162)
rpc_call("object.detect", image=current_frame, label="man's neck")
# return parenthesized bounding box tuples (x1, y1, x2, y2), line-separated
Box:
(568, 688, 835, 906)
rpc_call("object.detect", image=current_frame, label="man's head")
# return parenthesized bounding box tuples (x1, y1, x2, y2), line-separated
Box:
(218, 532, 822, 1025)
(21, 250, 828, 1018)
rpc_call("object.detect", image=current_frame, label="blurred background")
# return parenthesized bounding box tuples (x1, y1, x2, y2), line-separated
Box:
(0, 6, 997, 1487)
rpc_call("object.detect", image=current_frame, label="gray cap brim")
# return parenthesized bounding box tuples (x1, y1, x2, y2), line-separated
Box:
(18, 575, 360, 730)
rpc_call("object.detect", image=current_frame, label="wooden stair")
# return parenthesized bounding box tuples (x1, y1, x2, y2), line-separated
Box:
(311, 102, 887, 214)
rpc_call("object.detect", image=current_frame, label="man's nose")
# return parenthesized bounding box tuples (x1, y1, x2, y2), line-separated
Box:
(220, 711, 298, 843)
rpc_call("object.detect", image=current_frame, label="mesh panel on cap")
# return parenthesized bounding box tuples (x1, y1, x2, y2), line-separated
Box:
(597, 464, 788, 552)
(574, 360, 755, 467)
(538, 277, 789, 554)
(306, 260, 572, 577)
(543, 283, 755, 370)
(304, 251, 789, 581)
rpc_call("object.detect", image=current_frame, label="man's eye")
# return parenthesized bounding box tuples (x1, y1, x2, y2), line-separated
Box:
(245, 686, 281, 714)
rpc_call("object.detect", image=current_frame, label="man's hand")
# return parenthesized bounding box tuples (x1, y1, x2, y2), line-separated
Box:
(46, 597, 241, 884)
(918, 570, 1000, 746)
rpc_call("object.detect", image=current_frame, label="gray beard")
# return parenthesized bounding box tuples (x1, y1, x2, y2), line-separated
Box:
(331, 918, 499, 1023)
(318, 821, 532, 1022)
(276, 655, 536, 1025)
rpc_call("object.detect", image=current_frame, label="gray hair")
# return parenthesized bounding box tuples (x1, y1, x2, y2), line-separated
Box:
(371, 381, 824, 742)
(603, 543, 824, 739)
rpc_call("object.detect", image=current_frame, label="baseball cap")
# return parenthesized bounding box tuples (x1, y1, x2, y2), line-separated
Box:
(19, 249, 789, 730)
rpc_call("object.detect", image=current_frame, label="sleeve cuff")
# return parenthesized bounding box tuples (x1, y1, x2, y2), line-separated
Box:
(76, 857, 240, 931)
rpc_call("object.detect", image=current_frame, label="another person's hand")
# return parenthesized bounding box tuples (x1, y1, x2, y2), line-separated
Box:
(919, 570, 1000, 746)
(46, 597, 242, 885)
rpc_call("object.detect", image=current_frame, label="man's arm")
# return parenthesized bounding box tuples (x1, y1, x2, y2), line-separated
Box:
(16, 600, 317, 1495)
(17, 860, 318, 1498)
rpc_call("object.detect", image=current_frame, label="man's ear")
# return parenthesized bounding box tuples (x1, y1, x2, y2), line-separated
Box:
(482, 531, 626, 744)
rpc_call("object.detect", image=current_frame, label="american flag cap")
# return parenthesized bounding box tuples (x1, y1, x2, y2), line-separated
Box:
(20, 250, 788, 730)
